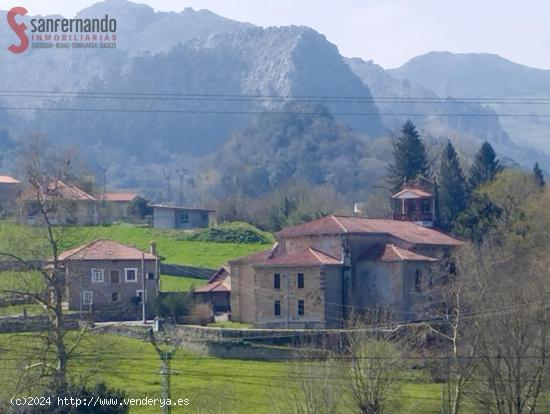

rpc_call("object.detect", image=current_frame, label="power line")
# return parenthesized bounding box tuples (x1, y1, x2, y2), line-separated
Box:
(3, 106, 546, 117)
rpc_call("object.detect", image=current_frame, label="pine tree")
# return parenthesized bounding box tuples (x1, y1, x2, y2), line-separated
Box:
(437, 141, 469, 230)
(533, 162, 545, 189)
(469, 141, 502, 189)
(388, 120, 429, 190)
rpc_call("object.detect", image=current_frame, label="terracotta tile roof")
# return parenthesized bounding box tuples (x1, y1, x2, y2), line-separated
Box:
(104, 192, 138, 202)
(59, 239, 157, 261)
(208, 266, 230, 283)
(392, 188, 432, 199)
(0, 175, 20, 184)
(254, 247, 342, 267)
(229, 246, 277, 264)
(37, 180, 96, 201)
(276, 215, 462, 246)
(194, 266, 231, 293)
(195, 279, 231, 293)
(360, 244, 437, 262)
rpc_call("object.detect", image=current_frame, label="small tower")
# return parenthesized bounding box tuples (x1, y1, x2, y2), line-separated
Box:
(392, 176, 435, 227)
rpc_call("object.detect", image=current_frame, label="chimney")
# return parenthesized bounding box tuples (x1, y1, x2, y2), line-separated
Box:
(150, 241, 157, 256)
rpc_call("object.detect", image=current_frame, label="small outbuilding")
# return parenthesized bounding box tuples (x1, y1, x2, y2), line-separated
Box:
(150, 204, 215, 229)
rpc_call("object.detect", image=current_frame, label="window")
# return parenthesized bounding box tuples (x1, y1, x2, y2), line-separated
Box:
(136, 290, 145, 302)
(274, 300, 281, 316)
(82, 291, 93, 305)
(297, 273, 304, 289)
(125, 268, 138, 282)
(180, 213, 189, 224)
(111, 292, 118, 302)
(298, 300, 305, 316)
(273, 273, 281, 289)
(147, 272, 155, 280)
(91, 269, 104, 283)
(110, 270, 119, 283)
(201, 213, 208, 221)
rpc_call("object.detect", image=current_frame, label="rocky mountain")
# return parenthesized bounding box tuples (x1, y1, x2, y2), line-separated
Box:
(0, 1, 547, 196)
(388, 52, 550, 155)
(346, 57, 511, 146)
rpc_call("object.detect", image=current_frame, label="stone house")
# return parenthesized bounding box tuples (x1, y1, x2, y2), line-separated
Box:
(151, 204, 215, 229)
(228, 213, 461, 329)
(58, 239, 159, 315)
(0, 174, 21, 214)
(20, 180, 99, 225)
(102, 191, 138, 222)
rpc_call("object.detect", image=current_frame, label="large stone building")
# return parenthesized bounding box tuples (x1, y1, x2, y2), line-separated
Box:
(228, 211, 461, 329)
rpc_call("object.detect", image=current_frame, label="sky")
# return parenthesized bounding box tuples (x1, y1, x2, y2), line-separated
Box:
(12, 0, 550, 69)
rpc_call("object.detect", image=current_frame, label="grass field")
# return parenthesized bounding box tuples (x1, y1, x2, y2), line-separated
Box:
(160, 275, 207, 292)
(0, 221, 271, 268)
(0, 333, 442, 414)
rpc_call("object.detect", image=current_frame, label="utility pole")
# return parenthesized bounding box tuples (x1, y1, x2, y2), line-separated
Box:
(149, 329, 181, 414)
(175, 168, 188, 206)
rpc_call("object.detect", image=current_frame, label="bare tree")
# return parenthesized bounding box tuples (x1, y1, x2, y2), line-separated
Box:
(423, 246, 486, 414)
(0, 140, 89, 395)
(339, 317, 405, 414)
(274, 357, 339, 414)
(470, 240, 548, 414)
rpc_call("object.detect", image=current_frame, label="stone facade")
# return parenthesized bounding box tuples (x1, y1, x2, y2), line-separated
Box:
(229, 215, 461, 328)
(64, 259, 158, 313)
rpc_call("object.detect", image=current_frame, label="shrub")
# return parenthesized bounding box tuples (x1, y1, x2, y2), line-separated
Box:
(186, 222, 272, 244)
(190, 303, 213, 326)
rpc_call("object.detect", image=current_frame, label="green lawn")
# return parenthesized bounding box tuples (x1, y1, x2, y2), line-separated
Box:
(0, 333, 443, 414)
(0, 303, 44, 317)
(160, 275, 207, 292)
(0, 221, 271, 268)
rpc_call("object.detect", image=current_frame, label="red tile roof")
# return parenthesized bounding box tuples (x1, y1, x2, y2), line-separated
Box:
(104, 192, 138, 202)
(195, 266, 231, 293)
(276, 215, 461, 246)
(392, 188, 432, 199)
(254, 247, 342, 267)
(59, 239, 157, 261)
(360, 244, 437, 262)
(44, 180, 96, 201)
(194, 279, 231, 293)
(0, 175, 20, 184)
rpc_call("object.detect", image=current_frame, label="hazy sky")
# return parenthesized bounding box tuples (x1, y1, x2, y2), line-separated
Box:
(16, 0, 550, 69)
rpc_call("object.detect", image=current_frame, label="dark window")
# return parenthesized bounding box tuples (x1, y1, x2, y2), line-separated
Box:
(110, 270, 119, 283)
(202, 213, 208, 221)
(415, 269, 422, 292)
(147, 272, 155, 280)
(297, 273, 304, 289)
(298, 300, 305, 316)
(274, 300, 281, 316)
(180, 213, 189, 224)
(274, 273, 281, 289)
(112, 292, 118, 302)
(422, 198, 432, 213)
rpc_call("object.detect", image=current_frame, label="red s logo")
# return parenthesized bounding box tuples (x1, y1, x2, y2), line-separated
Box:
(7, 7, 29, 53)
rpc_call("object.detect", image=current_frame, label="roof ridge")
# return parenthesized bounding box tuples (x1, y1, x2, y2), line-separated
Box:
(389, 244, 405, 260)
(330, 215, 348, 232)
(309, 246, 340, 261)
